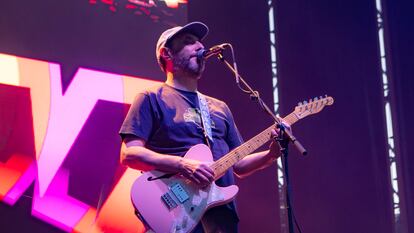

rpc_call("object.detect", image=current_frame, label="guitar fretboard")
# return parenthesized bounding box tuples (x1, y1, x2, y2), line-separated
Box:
(210, 112, 300, 180)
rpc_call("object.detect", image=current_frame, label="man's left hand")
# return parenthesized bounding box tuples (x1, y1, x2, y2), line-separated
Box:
(269, 121, 292, 159)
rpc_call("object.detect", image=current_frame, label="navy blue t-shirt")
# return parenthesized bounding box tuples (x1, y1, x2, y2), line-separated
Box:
(119, 83, 243, 216)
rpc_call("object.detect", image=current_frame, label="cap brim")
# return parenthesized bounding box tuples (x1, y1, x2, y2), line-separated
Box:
(167, 21, 209, 43)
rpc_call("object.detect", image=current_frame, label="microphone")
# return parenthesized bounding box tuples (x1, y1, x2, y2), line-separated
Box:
(196, 43, 230, 60)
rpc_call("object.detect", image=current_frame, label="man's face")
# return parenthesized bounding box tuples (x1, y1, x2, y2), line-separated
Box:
(168, 33, 205, 77)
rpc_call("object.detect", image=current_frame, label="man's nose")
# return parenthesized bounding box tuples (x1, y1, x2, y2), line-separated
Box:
(195, 40, 204, 50)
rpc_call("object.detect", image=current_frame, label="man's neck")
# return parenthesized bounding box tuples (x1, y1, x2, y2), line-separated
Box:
(165, 72, 199, 92)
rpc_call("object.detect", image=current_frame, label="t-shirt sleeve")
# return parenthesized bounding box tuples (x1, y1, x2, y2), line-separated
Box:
(223, 104, 244, 150)
(119, 93, 155, 141)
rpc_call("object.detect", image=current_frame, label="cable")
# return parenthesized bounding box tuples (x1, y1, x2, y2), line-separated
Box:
(226, 44, 251, 94)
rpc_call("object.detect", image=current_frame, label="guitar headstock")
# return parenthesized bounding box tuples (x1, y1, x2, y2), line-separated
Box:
(294, 95, 334, 119)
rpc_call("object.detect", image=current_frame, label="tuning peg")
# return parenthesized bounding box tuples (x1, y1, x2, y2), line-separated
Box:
(314, 97, 318, 101)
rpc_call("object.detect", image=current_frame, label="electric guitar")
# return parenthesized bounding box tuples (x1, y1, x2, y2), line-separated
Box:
(130, 96, 334, 233)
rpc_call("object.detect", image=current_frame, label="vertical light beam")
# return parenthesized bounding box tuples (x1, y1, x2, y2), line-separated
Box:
(268, 1, 288, 233)
(375, 1, 405, 232)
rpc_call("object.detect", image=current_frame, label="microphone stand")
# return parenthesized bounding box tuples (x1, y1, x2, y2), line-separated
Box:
(216, 52, 306, 233)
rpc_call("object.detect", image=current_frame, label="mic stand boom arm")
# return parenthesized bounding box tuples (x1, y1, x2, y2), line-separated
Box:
(217, 51, 306, 233)
(216, 53, 307, 156)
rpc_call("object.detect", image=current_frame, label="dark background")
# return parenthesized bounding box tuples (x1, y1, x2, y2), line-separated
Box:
(385, 0, 414, 232)
(1, 0, 413, 232)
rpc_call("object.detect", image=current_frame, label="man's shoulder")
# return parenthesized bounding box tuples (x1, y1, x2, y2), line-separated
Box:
(134, 83, 168, 97)
(202, 94, 229, 110)
(141, 83, 164, 94)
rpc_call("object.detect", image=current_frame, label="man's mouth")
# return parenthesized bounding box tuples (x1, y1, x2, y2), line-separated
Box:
(190, 55, 201, 63)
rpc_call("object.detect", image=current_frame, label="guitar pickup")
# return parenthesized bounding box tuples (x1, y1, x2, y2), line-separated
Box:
(161, 192, 177, 210)
(170, 183, 189, 203)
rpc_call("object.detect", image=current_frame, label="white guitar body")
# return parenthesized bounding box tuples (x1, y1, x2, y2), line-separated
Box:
(131, 144, 239, 233)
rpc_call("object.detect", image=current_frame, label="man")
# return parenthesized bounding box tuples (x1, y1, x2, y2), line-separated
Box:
(119, 21, 283, 233)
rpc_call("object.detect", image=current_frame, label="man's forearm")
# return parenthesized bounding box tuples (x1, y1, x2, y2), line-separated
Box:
(121, 145, 183, 172)
(121, 143, 215, 186)
(233, 150, 276, 178)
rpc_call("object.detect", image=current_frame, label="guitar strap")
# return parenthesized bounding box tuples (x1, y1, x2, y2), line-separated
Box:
(197, 92, 213, 148)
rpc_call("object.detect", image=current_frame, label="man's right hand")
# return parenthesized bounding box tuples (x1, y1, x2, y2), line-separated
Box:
(178, 158, 215, 187)
(122, 136, 215, 187)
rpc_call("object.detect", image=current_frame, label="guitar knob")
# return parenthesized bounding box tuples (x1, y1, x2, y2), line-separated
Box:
(182, 216, 188, 228)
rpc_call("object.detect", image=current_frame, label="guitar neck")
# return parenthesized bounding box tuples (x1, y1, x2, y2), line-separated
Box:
(210, 112, 300, 180)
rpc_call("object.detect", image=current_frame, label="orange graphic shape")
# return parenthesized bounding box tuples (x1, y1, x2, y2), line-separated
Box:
(93, 168, 145, 233)
(0, 154, 33, 200)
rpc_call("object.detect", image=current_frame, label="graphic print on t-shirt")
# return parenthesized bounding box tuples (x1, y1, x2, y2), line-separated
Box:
(183, 108, 215, 129)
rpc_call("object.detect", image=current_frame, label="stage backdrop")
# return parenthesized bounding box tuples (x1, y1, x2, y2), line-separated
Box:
(385, 0, 414, 232)
(1, 0, 411, 233)
(275, 0, 394, 232)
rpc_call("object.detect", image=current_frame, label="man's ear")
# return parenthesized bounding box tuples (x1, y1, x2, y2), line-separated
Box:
(160, 47, 172, 61)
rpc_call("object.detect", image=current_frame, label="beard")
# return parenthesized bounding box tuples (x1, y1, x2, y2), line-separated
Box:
(172, 55, 205, 77)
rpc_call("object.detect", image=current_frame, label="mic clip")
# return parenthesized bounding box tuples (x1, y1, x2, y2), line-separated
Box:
(197, 43, 230, 60)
